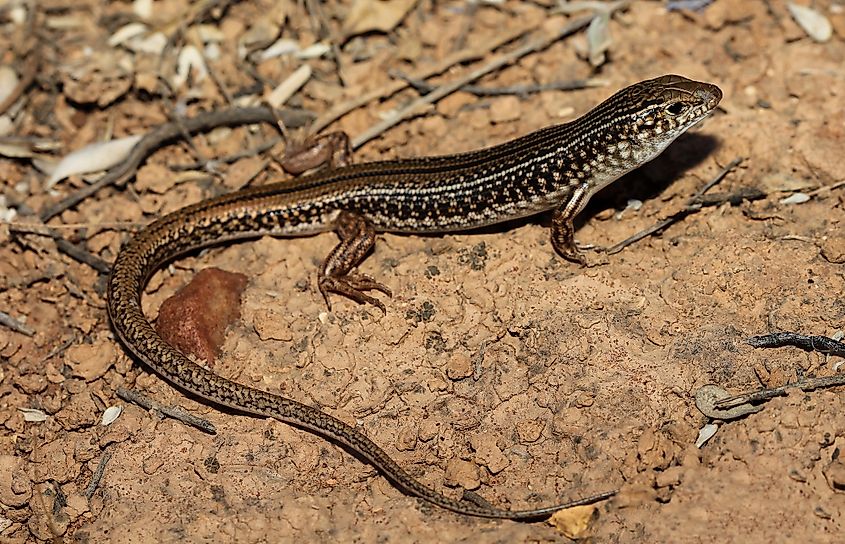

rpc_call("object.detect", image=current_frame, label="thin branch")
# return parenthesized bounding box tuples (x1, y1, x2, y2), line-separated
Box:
(84, 450, 113, 500)
(712, 332, 845, 411)
(0, 310, 34, 336)
(606, 157, 746, 255)
(54, 239, 111, 274)
(390, 70, 607, 97)
(117, 387, 217, 434)
(351, 14, 597, 149)
(309, 20, 541, 134)
(38, 107, 314, 222)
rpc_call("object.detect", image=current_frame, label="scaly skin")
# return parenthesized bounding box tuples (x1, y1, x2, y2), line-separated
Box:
(108, 75, 721, 519)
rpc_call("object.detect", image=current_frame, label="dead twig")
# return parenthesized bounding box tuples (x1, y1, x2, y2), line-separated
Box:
(39, 107, 314, 222)
(711, 332, 845, 411)
(309, 20, 539, 134)
(806, 178, 845, 197)
(390, 70, 607, 97)
(54, 239, 111, 274)
(0, 48, 39, 116)
(170, 136, 283, 171)
(351, 14, 597, 149)
(711, 374, 845, 412)
(7, 221, 140, 233)
(84, 450, 113, 500)
(117, 387, 217, 434)
(8, 222, 112, 274)
(606, 157, 746, 255)
(0, 310, 34, 336)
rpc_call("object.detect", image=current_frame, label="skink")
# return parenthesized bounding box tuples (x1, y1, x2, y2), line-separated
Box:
(108, 74, 722, 519)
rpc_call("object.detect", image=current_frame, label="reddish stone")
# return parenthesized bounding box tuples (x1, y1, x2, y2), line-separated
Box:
(155, 268, 248, 364)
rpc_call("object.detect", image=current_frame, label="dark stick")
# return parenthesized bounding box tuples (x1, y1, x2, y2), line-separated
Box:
(117, 387, 217, 434)
(39, 107, 314, 222)
(84, 450, 113, 500)
(606, 157, 746, 255)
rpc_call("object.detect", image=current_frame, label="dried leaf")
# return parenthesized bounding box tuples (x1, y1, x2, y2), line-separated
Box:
(342, 0, 418, 39)
(586, 12, 611, 67)
(695, 423, 719, 448)
(101, 405, 123, 426)
(296, 42, 331, 60)
(258, 38, 300, 61)
(787, 2, 832, 42)
(780, 192, 811, 205)
(173, 45, 208, 89)
(45, 134, 143, 188)
(266, 65, 312, 109)
(0, 66, 19, 106)
(133, 0, 153, 20)
(108, 22, 148, 47)
(18, 407, 48, 422)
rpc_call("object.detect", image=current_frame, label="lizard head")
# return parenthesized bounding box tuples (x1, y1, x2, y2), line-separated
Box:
(570, 74, 722, 196)
(619, 74, 722, 160)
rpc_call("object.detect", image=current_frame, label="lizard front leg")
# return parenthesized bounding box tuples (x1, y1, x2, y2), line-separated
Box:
(551, 182, 593, 264)
(319, 210, 392, 311)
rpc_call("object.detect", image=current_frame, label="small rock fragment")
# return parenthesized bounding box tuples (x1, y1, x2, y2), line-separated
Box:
(445, 353, 472, 380)
(156, 268, 248, 364)
(64, 341, 115, 382)
(548, 504, 599, 539)
(0, 455, 32, 507)
(470, 433, 510, 474)
(823, 457, 845, 491)
(516, 418, 545, 443)
(443, 459, 481, 490)
(395, 425, 418, 451)
(820, 236, 845, 264)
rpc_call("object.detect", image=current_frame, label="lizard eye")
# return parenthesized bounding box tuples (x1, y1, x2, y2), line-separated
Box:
(665, 102, 688, 116)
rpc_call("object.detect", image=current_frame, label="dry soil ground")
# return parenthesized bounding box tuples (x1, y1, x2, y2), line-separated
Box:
(1, 0, 845, 542)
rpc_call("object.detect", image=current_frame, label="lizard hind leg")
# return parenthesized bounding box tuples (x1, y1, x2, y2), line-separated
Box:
(319, 210, 392, 312)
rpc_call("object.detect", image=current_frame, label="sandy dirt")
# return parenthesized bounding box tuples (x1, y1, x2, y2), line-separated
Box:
(2, 0, 845, 542)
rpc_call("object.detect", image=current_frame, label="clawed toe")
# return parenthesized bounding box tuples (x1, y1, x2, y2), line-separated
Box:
(318, 274, 391, 312)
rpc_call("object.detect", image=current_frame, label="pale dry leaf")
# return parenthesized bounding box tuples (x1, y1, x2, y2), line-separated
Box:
(586, 12, 611, 67)
(342, 0, 418, 38)
(266, 64, 312, 109)
(18, 407, 48, 422)
(259, 38, 300, 61)
(296, 42, 331, 60)
(101, 405, 123, 426)
(9, 3, 27, 24)
(695, 423, 719, 448)
(787, 2, 832, 42)
(110, 23, 168, 55)
(45, 134, 143, 188)
(133, 0, 153, 20)
(0, 66, 19, 105)
(131, 32, 168, 55)
(173, 45, 208, 89)
(108, 22, 148, 47)
(780, 192, 811, 205)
